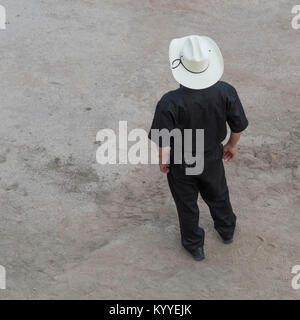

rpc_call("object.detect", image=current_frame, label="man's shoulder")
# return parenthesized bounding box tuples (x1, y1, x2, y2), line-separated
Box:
(215, 81, 238, 96)
(215, 80, 236, 90)
(157, 88, 182, 109)
(160, 87, 182, 102)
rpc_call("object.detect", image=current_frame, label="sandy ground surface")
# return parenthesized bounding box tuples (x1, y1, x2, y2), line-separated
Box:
(0, 0, 299, 299)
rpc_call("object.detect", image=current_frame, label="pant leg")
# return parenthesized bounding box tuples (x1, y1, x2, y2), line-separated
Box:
(167, 169, 205, 252)
(197, 146, 236, 240)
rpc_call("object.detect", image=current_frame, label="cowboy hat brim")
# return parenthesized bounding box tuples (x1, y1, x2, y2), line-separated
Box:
(169, 35, 224, 90)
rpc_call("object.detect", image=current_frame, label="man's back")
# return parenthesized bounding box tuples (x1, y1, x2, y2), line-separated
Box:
(150, 81, 248, 153)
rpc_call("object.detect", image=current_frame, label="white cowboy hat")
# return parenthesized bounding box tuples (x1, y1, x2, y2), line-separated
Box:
(169, 35, 224, 89)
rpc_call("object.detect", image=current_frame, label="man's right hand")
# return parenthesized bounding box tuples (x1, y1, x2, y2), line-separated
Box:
(222, 143, 236, 161)
(222, 131, 242, 161)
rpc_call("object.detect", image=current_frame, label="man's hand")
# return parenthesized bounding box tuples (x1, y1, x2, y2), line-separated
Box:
(159, 163, 170, 174)
(222, 131, 242, 161)
(222, 143, 236, 161)
(158, 146, 171, 174)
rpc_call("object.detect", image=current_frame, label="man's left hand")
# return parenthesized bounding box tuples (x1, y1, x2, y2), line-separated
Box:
(159, 164, 170, 174)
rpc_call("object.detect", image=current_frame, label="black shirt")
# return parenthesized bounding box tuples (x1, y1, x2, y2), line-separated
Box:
(148, 81, 248, 155)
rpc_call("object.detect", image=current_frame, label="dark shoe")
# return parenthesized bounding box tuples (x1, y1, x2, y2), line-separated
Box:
(222, 237, 234, 244)
(189, 247, 205, 261)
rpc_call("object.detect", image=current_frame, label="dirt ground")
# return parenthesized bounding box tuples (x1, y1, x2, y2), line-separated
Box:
(0, 0, 299, 299)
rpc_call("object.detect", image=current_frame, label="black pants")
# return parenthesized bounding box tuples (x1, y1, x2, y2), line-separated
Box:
(167, 145, 236, 252)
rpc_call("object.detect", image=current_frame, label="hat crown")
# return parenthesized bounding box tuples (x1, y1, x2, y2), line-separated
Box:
(169, 34, 224, 89)
(181, 36, 209, 73)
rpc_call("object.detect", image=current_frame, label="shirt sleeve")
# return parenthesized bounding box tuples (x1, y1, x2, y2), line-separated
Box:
(148, 97, 176, 147)
(226, 88, 248, 133)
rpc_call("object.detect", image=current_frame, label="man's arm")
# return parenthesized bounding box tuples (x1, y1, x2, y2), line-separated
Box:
(222, 131, 242, 161)
(159, 146, 171, 173)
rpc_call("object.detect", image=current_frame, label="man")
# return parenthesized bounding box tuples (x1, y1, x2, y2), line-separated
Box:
(148, 35, 248, 261)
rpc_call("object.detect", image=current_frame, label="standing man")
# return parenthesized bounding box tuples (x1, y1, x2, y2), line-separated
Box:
(149, 35, 248, 261)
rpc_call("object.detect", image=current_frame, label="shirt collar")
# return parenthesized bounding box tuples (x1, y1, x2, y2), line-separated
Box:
(180, 84, 202, 94)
